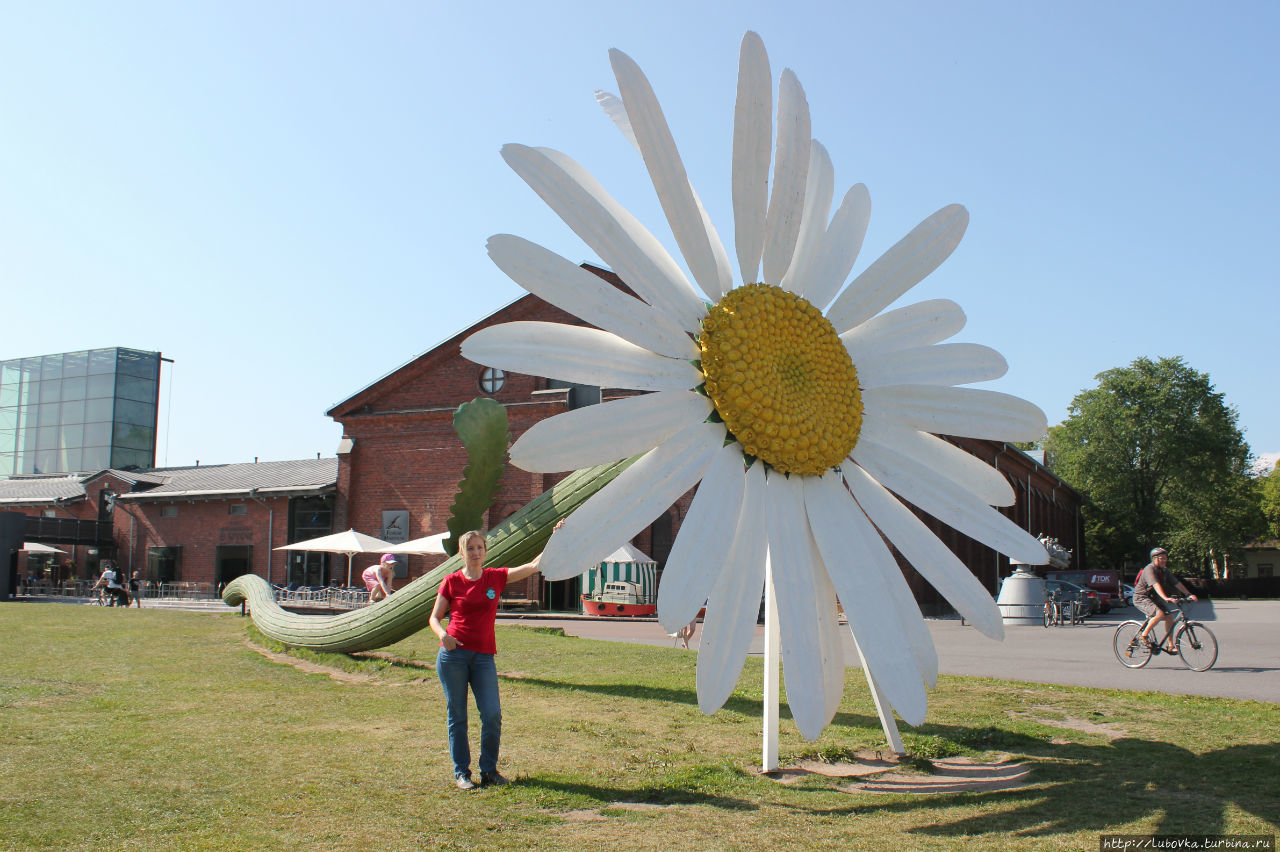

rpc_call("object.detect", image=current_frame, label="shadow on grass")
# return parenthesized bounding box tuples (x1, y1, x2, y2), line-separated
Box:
(506, 674, 883, 731)
(516, 773, 759, 812)
(779, 721, 1280, 840)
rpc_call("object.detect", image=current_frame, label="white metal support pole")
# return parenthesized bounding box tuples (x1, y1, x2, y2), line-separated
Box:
(852, 636, 904, 754)
(762, 555, 780, 771)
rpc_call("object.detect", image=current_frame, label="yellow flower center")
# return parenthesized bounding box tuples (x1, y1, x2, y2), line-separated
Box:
(698, 283, 863, 476)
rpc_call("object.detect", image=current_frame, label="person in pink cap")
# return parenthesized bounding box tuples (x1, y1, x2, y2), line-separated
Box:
(362, 554, 397, 603)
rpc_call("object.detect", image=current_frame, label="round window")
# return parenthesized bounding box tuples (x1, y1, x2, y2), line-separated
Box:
(479, 367, 505, 394)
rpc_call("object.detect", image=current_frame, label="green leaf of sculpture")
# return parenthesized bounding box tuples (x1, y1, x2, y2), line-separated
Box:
(222, 457, 636, 653)
(443, 397, 511, 556)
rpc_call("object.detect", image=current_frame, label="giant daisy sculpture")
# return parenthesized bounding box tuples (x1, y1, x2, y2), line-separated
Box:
(462, 32, 1049, 742)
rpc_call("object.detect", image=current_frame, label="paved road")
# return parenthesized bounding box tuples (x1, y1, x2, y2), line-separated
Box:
(499, 600, 1280, 703)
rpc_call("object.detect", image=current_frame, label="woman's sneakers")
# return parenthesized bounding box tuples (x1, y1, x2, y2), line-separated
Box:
(455, 771, 507, 790)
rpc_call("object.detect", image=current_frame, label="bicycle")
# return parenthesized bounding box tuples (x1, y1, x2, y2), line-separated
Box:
(1042, 589, 1079, 627)
(1112, 597, 1218, 671)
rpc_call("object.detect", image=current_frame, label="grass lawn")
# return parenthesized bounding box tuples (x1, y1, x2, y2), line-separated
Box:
(2, 604, 1277, 851)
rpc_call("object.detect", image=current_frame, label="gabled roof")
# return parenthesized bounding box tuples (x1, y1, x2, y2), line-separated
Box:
(115, 458, 338, 502)
(1, 458, 339, 506)
(0, 475, 86, 506)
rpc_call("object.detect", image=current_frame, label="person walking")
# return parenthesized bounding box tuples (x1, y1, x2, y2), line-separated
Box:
(428, 524, 561, 790)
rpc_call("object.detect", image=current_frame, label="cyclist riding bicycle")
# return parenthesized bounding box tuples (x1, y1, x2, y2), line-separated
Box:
(1133, 547, 1197, 653)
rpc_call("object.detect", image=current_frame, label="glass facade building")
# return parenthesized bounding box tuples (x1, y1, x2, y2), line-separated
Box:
(0, 348, 161, 476)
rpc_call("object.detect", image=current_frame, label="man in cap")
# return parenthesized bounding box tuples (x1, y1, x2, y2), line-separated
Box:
(1133, 547, 1197, 653)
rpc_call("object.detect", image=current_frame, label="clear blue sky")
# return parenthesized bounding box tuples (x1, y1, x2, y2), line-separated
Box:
(4, 1, 1276, 471)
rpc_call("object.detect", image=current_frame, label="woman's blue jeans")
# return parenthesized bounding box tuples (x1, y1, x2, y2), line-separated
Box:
(436, 647, 501, 778)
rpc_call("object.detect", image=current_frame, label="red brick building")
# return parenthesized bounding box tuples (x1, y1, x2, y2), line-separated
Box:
(2, 460, 337, 590)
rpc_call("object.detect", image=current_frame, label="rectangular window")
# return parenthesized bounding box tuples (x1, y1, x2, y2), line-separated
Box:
(147, 546, 181, 583)
(1258, 563, 1274, 578)
(160, 505, 178, 518)
(229, 504, 248, 516)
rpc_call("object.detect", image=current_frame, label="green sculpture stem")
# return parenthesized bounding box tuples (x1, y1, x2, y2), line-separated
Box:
(221, 458, 635, 653)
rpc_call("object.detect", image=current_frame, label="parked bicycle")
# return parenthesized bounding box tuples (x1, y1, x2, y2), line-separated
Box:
(1043, 588, 1080, 627)
(1112, 597, 1218, 671)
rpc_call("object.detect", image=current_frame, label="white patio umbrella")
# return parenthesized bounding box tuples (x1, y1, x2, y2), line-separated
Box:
(20, 542, 66, 554)
(383, 532, 450, 555)
(274, 529, 395, 587)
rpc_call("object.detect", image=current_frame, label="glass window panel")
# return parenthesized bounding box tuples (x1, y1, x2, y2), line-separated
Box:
(81, 446, 110, 470)
(0, 382, 17, 407)
(0, 361, 20, 386)
(19, 403, 40, 430)
(116, 350, 159, 380)
(61, 376, 86, 401)
(37, 425, 59, 450)
(88, 349, 117, 375)
(0, 453, 12, 477)
(0, 408, 15, 430)
(62, 447, 83, 471)
(87, 374, 115, 399)
(115, 374, 157, 404)
(0, 429, 14, 455)
(113, 424, 154, 451)
(20, 449, 36, 474)
(61, 351, 88, 378)
(39, 379, 61, 403)
(62, 423, 84, 447)
(41, 355, 63, 379)
(85, 397, 113, 422)
(110, 448, 152, 470)
(60, 399, 85, 424)
(84, 422, 112, 447)
(115, 398, 155, 427)
(38, 403, 63, 427)
(35, 448, 58, 473)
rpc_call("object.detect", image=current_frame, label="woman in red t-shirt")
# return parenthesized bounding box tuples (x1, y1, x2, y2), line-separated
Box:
(428, 527, 554, 790)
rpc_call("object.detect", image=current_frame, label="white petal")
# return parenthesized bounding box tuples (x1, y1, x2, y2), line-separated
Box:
(826, 205, 969, 333)
(856, 343, 1007, 389)
(858, 413, 1015, 507)
(610, 49, 734, 300)
(538, 420, 724, 580)
(657, 444, 748, 632)
(731, 31, 771, 286)
(765, 472, 829, 741)
(852, 439, 1050, 565)
(594, 89, 638, 149)
(804, 473, 929, 724)
(810, 553, 846, 729)
(696, 462, 768, 714)
(487, 235, 696, 360)
(502, 144, 707, 333)
(780, 140, 834, 299)
(462, 322, 701, 393)
(840, 298, 967, 360)
(596, 87, 732, 301)
(762, 69, 810, 287)
(510, 390, 711, 473)
(862, 385, 1048, 443)
(802, 182, 871, 312)
(844, 464, 1004, 639)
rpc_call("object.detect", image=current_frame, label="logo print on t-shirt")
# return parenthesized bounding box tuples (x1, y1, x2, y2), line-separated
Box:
(486, 588, 496, 600)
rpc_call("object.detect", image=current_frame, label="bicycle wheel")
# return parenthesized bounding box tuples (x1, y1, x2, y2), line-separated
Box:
(1043, 603, 1051, 628)
(1113, 621, 1152, 668)
(1177, 622, 1218, 671)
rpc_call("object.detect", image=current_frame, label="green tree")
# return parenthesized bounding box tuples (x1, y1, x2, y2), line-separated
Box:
(1261, 466, 1280, 542)
(1045, 356, 1262, 576)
